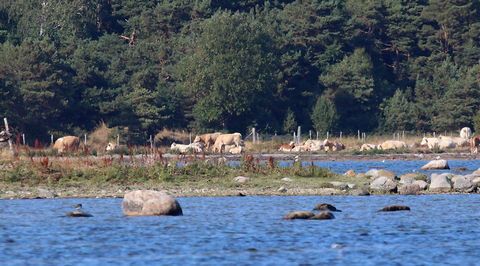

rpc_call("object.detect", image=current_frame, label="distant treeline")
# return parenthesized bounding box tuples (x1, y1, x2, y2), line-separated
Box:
(1, 0, 480, 143)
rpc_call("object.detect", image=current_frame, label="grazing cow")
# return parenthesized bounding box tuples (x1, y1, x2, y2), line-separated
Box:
(378, 140, 407, 150)
(460, 127, 472, 139)
(212, 133, 242, 153)
(193, 132, 222, 151)
(278, 142, 295, 152)
(53, 136, 80, 153)
(360, 143, 377, 151)
(170, 142, 203, 153)
(470, 136, 480, 154)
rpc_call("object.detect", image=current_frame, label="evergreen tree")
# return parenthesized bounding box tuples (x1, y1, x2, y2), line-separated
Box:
(311, 94, 338, 133)
(381, 89, 416, 131)
(319, 48, 378, 132)
(283, 108, 297, 134)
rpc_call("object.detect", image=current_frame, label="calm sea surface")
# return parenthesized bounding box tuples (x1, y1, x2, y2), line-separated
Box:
(1, 194, 480, 265)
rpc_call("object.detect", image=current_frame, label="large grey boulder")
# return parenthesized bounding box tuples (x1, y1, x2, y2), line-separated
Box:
(399, 177, 414, 184)
(398, 184, 422, 195)
(283, 211, 314, 219)
(421, 160, 450, 170)
(122, 190, 183, 216)
(37, 188, 55, 199)
(413, 180, 428, 190)
(429, 174, 452, 192)
(310, 211, 335, 220)
(452, 176, 477, 192)
(370, 176, 397, 192)
(366, 169, 397, 179)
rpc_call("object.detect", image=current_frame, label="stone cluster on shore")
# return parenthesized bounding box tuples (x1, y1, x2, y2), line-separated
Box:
(337, 159, 480, 195)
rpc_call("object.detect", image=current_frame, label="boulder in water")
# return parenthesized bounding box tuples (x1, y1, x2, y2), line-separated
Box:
(379, 205, 410, 212)
(370, 176, 397, 192)
(310, 211, 335, 220)
(429, 174, 452, 192)
(313, 203, 342, 212)
(66, 211, 93, 217)
(398, 184, 422, 195)
(122, 190, 183, 216)
(283, 211, 314, 220)
(421, 160, 450, 170)
(452, 176, 477, 192)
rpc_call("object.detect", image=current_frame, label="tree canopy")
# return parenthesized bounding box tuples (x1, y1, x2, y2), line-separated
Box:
(1, 0, 480, 142)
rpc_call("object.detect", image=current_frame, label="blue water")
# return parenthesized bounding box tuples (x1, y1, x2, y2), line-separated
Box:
(296, 159, 480, 176)
(1, 195, 480, 265)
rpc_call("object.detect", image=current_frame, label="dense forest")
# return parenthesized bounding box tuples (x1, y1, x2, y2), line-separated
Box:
(1, 0, 480, 143)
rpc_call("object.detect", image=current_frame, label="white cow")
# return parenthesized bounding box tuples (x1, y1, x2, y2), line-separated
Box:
(170, 142, 204, 153)
(378, 140, 407, 150)
(360, 143, 377, 151)
(421, 137, 456, 149)
(439, 136, 469, 147)
(460, 127, 472, 139)
(420, 137, 439, 149)
(303, 139, 324, 152)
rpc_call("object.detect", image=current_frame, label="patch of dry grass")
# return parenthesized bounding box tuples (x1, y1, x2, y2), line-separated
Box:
(155, 129, 192, 145)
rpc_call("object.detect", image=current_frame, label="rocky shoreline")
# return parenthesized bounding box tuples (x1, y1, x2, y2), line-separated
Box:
(1, 153, 479, 200)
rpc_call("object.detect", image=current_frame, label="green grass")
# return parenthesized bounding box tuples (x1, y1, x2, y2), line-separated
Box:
(0, 155, 372, 198)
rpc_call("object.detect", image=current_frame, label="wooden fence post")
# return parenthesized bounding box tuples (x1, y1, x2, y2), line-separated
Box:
(3, 118, 13, 153)
(297, 126, 301, 144)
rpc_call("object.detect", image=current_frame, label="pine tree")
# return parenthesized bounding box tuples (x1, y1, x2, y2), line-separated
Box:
(311, 94, 338, 133)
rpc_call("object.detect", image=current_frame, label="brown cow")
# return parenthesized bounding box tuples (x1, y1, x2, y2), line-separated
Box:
(53, 136, 80, 153)
(470, 136, 480, 154)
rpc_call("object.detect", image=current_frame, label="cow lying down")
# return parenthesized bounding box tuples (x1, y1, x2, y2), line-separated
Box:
(170, 142, 204, 153)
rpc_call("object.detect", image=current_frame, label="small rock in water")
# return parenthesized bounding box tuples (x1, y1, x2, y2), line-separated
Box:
(310, 211, 335, 220)
(379, 205, 410, 212)
(331, 243, 345, 249)
(278, 187, 287, 193)
(237, 192, 246, 197)
(313, 203, 341, 212)
(283, 211, 314, 220)
(66, 211, 93, 217)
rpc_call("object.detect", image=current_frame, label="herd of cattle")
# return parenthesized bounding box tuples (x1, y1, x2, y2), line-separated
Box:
(2, 127, 480, 154)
